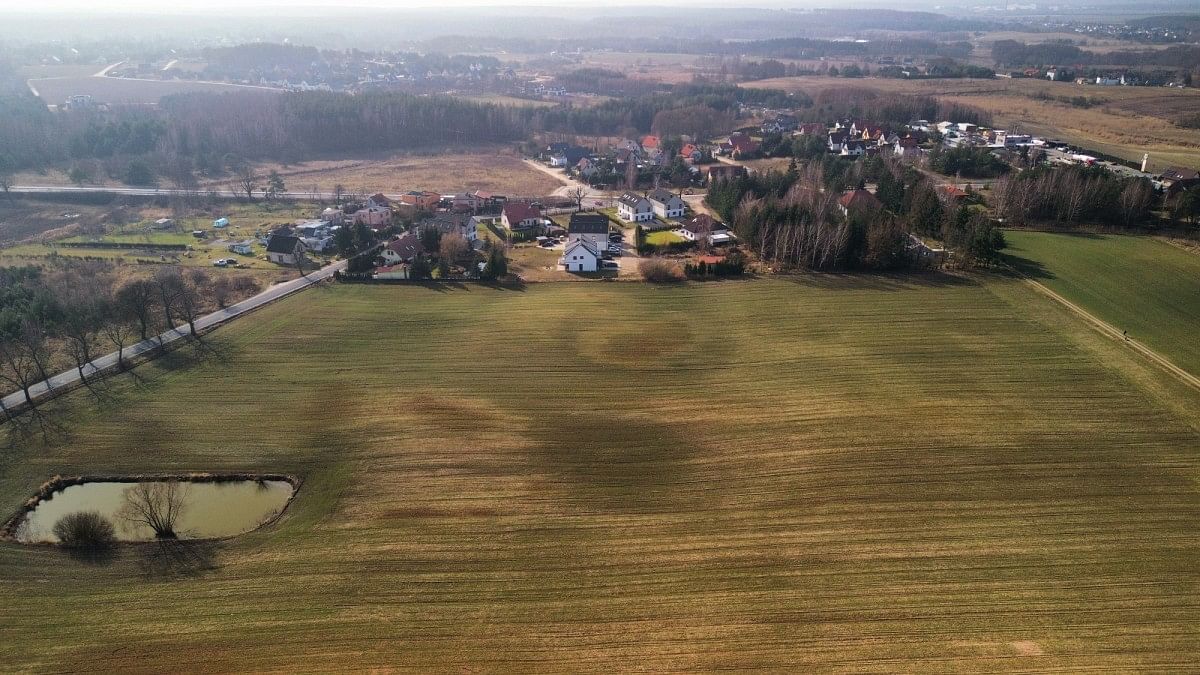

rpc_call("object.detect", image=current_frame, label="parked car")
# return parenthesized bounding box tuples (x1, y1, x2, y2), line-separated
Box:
(212, 259, 228, 267)
(602, 260, 620, 270)
(609, 232, 623, 242)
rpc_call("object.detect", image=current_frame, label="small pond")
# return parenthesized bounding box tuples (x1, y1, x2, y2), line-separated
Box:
(14, 478, 295, 543)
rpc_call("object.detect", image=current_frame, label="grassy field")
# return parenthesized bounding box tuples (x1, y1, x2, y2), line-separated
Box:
(1004, 230, 1200, 376)
(209, 150, 565, 198)
(743, 76, 1200, 170)
(1, 274, 1198, 670)
(646, 230, 685, 245)
(28, 76, 280, 106)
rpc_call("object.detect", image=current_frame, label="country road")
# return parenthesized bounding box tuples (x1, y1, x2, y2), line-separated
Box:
(1, 259, 345, 413)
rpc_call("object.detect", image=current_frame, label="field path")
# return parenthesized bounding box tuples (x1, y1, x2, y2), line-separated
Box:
(1022, 276, 1200, 391)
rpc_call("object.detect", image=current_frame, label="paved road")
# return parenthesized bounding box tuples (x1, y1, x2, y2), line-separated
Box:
(1, 259, 345, 412)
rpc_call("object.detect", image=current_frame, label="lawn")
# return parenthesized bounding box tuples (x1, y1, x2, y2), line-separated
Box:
(646, 230, 685, 246)
(0, 277, 1198, 670)
(1004, 230, 1200, 376)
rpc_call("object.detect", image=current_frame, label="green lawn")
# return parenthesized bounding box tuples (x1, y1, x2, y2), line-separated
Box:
(0, 277, 1198, 670)
(1004, 230, 1200, 375)
(646, 230, 686, 246)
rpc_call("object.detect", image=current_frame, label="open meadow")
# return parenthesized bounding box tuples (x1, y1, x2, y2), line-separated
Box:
(743, 76, 1200, 169)
(210, 150, 567, 198)
(1, 274, 1198, 671)
(27, 75, 280, 106)
(1004, 230, 1200, 376)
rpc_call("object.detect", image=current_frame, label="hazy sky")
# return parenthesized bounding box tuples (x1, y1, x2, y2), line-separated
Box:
(13, 0, 710, 10)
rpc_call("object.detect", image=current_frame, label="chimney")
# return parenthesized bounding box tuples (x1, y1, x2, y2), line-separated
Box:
(1141, 153, 1150, 173)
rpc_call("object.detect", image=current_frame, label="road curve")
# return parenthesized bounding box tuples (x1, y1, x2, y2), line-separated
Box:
(1, 259, 346, 413)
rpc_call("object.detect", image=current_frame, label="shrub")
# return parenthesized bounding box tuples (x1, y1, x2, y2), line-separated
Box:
(640, 258, 685, 283)
(52, 511, 117, 549)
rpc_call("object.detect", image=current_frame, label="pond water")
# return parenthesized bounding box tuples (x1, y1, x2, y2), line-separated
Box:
(15, 479, 295, 543)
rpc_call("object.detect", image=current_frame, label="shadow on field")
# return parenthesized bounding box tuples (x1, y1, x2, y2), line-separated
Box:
(784, 271, 976, 292)
(530, 412, 697, 510)
(137, 539, 222, 579)
(64, 544, 118, 566)
(998, 252, 1056, 281)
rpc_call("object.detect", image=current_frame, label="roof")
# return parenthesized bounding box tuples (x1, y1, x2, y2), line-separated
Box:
(838, 189, 882, 211)
(386, 233, 424, 259)
(940, 185, 968, 199)
(680, 143, 699, 157)
(640, 135, 660, 150)
(618, 191, 649, 208)
(1161, 167, 1200, 182)
(265, 235, 301, 254)
(728, 134, 759, 153)
(424, 212, 471, 232)
(682, 214, 728, 234)
(503, 202, 542, 223)
(706, 164, 746, 179)
(568, 212, 610, 234)
(564, 238, 601, 257)
(896, 136, 920, 148)
(369, 193, 391, 205)
(647, 188, 678, 204)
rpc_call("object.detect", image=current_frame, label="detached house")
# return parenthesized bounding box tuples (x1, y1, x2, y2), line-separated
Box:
(680, 143, 703, 163)
(424, 212, 477, 244)
(502, 202, 543, 231)
(617, 192, 654, 223)
(266, 235, 305, 265)
(560, 238, 601, 273)
(379, 233, 425, 265)
(567, 212, 611, 250)
(400, 191, 441, 210)
(678, 214, 735, 246)
(838, 188, 883, 216)
(648, 188, 686, 219)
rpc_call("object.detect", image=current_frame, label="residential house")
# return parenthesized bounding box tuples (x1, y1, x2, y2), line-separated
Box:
(424, 212, 477, 244)
(560, 238, 601, 273)
(938, 185, 968, 203)
(798, 122, 826, 136)
(399, 191, 441, 210)
(705, 164, 747, 185)
(640, 135, 661, 153)
(575, 157, 599, 179)
(501, 202, 543, 231)
(473, 190, 507, 211)
(567, 212, 611, 250)
(265, 235, 305, 265)
(228, 240, 255, 255)
(678, 214, 735, 246)
(838, 188, 883, 216)
(728, 133, 760, 159)
(828, 130, 851, 152)
(368, 193, 392, 209)
(840, 139, 868, 157)
(617, 192, 654, 223)
(379, 233, 425, 265)
(353, 205, 392, 229)
(680, 144, 703, 163)
(447, 193, 481, 212)
(1160, 167, 1200, 196)
(893, 136, 922, 158)
(321, 207, 346, 225)
(648, 188, 686, 219)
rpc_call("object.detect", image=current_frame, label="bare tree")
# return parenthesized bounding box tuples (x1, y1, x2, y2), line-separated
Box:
(101, 316, 137, 371)
(235, 164, 260, 201)
(211, 275, 233, 309)
(58, 285, 105, 393)
(439, 233, 471, 267)
(333, 184, 346, 204)
(118, 482, 189, 539)
(177, 269, 211, 339)
(154, 267, 185, 337)
(0, 169, 14, 203)
(567, 185, 588, 211)
(116, 278, 159, 342)
(0, 335, 41, 407)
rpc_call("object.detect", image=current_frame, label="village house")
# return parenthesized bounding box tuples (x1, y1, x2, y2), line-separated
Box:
(640, 135, 661, 153)
(368, 193, 392, 209)
(648, 188, 686, 219)
(679, 143, 703, 163)
(706, 164, 746, 185)
(399, 191, 441, 210)
(353, 204, 392, 229)
(559, 238, 601, 273)
(617, 192, 654, 223)
(501, 201, 543, 231)
(567, 212, 611, 250)
(472, 190, 507, 211)
(265, 234, 305, 265)
(379, 233, 424, 265)
(321, 207, 346, 225)
(798, 122, 826, 136)
(575, 157, 599, 179)
(1160, 167, 1200, 196)
(893, 136, 922, 158)
(838, 188, 883, 216)
(840, 139, 868, 157)
(423, 212, 478, 244)
(677, 214, 735, 246)
(727, 133, 761, 159)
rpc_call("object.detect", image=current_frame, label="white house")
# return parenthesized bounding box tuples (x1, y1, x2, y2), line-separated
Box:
(265, 235, 305, 265)
(379, 233, 424, 265)
(648, 188, 686, 219)
(560, 238, 600, 272)
(502, 202, 543, 231)
(617, 191, 654, 223)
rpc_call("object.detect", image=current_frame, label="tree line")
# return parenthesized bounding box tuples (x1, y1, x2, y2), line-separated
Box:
(0, 260, 260, 418)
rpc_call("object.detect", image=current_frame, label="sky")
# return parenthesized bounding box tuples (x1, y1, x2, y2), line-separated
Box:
(7, 0, 720, 10)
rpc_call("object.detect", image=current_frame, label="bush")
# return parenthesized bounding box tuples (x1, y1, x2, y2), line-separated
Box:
(640, 258, 685, 283)
(52, 511, 117, 549)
